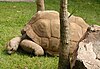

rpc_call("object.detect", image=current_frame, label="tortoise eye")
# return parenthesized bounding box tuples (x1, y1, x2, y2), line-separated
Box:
(10, 48, 13, 51)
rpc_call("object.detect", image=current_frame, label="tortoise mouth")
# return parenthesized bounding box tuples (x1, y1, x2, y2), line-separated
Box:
(7, 48, 15, 54)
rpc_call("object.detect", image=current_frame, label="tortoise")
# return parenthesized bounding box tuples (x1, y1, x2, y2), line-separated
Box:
(6, 11, 89, 56)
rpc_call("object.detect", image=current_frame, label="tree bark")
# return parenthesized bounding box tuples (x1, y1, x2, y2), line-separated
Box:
(58, 0, 71, 69)
(36, 0, 45, 11)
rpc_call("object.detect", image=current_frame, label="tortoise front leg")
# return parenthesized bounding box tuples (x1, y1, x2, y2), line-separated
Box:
(20, 39, 44, 56)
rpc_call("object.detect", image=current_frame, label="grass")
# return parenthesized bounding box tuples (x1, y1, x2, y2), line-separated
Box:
(0, 0, 100, 69)
(68, 0, 100, 25)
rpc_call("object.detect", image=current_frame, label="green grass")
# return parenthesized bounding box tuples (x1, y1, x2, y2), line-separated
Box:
(0, 0, 100, 69)
(68, 0, 100, 25)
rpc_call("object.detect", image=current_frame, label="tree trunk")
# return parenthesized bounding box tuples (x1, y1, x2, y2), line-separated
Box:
(36, 0, 45, 11)
(58, 0, 71, 69)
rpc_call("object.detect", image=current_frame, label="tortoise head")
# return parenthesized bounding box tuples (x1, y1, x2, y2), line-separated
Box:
(6, 42, 18, 55)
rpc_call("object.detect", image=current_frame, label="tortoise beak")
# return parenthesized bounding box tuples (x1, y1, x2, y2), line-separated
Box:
(7, 48, 14, 55)
(7, 51, 13, 55)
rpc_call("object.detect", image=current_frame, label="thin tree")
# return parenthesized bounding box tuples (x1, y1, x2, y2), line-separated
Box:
(58, 0, 71, 69)
(36, 0, 45, 11)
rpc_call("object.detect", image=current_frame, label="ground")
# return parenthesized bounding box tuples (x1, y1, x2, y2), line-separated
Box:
(0, 0, 100, 69)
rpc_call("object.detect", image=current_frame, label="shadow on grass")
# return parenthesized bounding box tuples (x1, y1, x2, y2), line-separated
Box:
(17, 48, 56, 57)
(2, 46, 55, 58)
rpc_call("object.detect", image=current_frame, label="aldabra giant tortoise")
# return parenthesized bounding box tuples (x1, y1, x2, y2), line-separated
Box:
(6, 11, 89, 56)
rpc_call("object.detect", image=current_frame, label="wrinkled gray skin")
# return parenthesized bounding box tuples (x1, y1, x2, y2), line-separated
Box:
(6, 36, 44, 56)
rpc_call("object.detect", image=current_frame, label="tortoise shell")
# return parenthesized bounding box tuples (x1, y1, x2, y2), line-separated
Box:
(21, 11, 89, 56)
